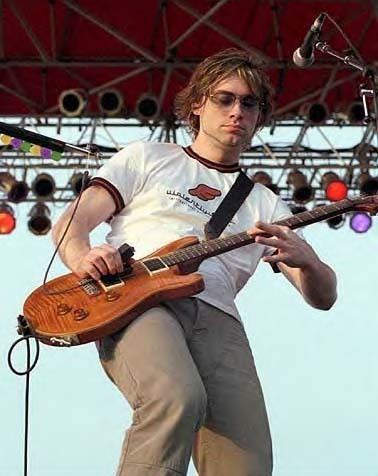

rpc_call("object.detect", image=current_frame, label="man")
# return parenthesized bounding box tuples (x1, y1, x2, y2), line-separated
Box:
(52, 49, 337, 476)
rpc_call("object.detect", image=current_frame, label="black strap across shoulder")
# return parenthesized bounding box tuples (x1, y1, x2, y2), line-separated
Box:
(204, 171, 254, 240)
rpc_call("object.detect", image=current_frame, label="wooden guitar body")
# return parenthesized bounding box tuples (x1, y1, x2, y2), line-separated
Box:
(23, 236, 204, 346)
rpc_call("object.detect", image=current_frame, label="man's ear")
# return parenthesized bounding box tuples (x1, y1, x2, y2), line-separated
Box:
(192, 97, 206, 116)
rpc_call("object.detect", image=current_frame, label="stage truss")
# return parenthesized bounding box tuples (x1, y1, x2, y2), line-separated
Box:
(0, 0, 377, 233)
(0, 116, 377, 206)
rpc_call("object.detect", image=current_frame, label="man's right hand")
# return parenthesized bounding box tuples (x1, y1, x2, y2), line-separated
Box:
(74, 243, 124, 280)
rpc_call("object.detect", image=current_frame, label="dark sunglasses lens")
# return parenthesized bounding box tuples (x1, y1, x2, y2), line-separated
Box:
(213, 93, 235, 106)
(241, 97, 259, 110)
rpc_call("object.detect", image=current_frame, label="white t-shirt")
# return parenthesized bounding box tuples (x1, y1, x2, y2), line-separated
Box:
(90, 141, 299, 321)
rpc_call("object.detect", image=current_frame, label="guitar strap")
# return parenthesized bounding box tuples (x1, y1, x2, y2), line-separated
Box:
(204, 170, 254, 240)
(204, 171, 281, 273)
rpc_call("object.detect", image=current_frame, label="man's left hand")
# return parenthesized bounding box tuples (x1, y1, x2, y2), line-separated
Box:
(253, 221, 316, 269)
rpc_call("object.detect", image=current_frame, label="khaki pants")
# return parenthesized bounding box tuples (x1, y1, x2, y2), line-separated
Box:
(98, 298, 272, 476)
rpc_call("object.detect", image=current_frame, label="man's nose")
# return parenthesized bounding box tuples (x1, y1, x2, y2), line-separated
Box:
(229, 98, 244, 116)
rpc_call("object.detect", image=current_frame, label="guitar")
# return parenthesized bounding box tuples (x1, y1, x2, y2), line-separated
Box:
(20, 194, 377, 347)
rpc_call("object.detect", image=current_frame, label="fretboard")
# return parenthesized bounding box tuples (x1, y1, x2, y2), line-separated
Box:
(161, 197, 359, 267)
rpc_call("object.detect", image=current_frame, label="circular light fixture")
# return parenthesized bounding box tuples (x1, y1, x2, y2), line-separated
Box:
(58, 89, 87, 117)
(350, 212, 372, 233)
(327, 214, 345, 230)
(321, 172, 348, 201)
(28, 203, 51, 235)
(326, 181, 348, 201)
(0, 203, 16, 234)
(0, 172, 29, 203)
(308, 102, 328, 124)
(356, 173, 378, 196)
(135, 94, 159, 122)
(287, 170, 314, 204)
(252, 171, 280, 194)
(70, 172, 89, 196)
(300, 101, 329, 124)
(32, 173, 56, 199)
(289, 204, 307, 215)
(347, 101, 365, 124)
(98, 89, 123, 116)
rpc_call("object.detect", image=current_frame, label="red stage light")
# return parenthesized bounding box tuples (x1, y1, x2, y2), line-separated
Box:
(322, 172, 348, 201)
(325, 180, 348, 201)
(0, 203, 16, 234)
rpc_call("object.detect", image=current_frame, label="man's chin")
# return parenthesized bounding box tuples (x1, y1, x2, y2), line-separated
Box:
(224, 136, 247, 148)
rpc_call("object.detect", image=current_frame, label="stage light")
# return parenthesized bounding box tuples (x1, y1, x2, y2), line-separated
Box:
(98, 89, 123, 116)
(0, 202, 16, 234)
(32, 173, 56, 199)
(289, 204, 307, 215)
(70, 172, 88, 196)
(350, 212, 372, 233)
(327, 214, 345, 229)
(0, 172, 29, 203)
(300, 102, 329, 124)
(347, 101, 365, 124)
(356, 173, 378, 195)
(58, 89, 87, 117)
(27, 203, 51, 235)
(308, 102, 329, 124)
(321, 172, 348, 201)
(287, 170, 314, 204)
(135, 94, 159, 122)
(252, 171, 279, 194)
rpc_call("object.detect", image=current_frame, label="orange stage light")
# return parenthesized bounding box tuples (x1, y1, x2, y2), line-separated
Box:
(0, 203, 16, 234)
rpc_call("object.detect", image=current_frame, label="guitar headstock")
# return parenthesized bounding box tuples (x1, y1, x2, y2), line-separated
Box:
(352, 194, 378, 215)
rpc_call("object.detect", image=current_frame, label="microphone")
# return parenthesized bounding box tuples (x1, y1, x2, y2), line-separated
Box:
(293, 13, 326, 68)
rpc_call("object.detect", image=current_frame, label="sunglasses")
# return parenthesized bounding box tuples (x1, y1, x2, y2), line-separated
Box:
(208, 91, 263, 113)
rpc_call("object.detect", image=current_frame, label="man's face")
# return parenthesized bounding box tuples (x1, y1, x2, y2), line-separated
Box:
(193, 74, 261, 152)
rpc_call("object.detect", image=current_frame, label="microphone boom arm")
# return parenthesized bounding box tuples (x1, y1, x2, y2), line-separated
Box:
(315, 41, 378, 82)
(0, 121, 102, 158)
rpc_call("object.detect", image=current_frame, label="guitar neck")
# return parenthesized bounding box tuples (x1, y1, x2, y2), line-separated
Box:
(161, 197, 358, 267)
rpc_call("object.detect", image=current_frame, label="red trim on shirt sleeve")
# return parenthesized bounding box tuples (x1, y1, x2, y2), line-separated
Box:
(87, 177, 125, 215)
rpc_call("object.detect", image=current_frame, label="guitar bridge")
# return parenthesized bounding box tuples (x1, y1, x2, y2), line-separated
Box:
(79, 278, 101, 296)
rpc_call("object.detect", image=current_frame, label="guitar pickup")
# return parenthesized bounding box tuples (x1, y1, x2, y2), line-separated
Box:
(141, 257, 168, 275)
(99, 274, 125, 292)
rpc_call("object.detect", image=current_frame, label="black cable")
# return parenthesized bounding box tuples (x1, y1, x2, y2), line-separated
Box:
(42, 169, 90, 295)
(7, 149, 92, 476)
(8, 335, 40, 476)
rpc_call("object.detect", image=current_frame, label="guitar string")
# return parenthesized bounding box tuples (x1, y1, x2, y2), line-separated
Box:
(162, 197, 362, 265)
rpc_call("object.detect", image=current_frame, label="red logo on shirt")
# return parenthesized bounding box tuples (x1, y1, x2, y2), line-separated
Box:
(188, 184, 222, 201)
